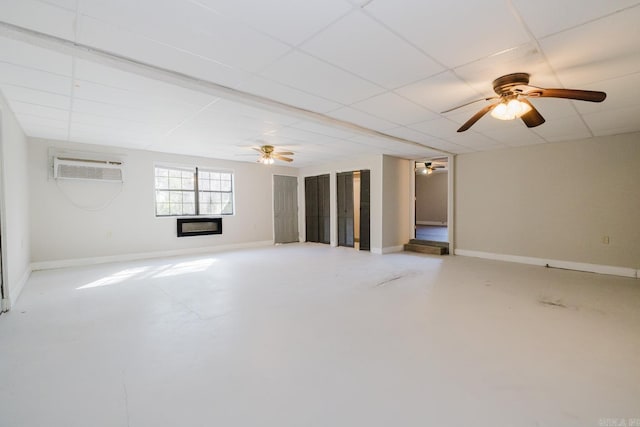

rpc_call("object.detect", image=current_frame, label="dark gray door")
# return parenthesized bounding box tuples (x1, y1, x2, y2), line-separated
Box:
(273, 175, 299, 244)
(305, 174, 330, 243)
(318, 174, 330, 244)
(337, 172, 354, 247)
(305, 176, 319, 242)
(359, 170, 370, 251)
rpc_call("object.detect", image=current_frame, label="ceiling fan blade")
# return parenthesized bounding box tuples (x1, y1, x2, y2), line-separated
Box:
(529, 88, 606, 102)
(274, 151, 294, 156)
(251, 147, 263, 153)
(441, 96, 499, 114)
(457, 101, 501, 132)
(273, 154, 293, 162)
(519, 99, 545, 128)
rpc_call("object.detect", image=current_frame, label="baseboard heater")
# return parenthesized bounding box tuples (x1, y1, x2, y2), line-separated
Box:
(177, 218, 222, 237)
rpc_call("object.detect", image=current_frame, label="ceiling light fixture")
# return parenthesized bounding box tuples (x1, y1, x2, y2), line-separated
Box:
(490, 98, 532, 121)
(259, 154, 275, 165)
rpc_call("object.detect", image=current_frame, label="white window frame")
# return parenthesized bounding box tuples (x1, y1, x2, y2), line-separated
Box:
(154, 164, 235, 217)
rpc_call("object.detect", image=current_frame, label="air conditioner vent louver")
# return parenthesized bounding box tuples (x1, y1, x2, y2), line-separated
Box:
(54, 157, 124, 182)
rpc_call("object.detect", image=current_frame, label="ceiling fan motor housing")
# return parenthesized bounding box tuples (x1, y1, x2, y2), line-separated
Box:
(492, 73, 530, 95)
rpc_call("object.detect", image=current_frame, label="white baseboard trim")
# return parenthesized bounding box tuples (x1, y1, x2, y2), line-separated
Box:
(9, 265, 32, 308)
(416, 221, 447, 226)
(31, 240, 274, 271)
(455, 249, 638, 279)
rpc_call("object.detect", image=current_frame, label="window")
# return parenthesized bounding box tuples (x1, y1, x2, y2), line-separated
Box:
(155, 166, 234, 216)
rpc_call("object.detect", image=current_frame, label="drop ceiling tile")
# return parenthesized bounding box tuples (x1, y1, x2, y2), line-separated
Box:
(0, 38, 73, 76)
(444, 133, 506, 151)
(260, 51, 384, 104)
(22, 124, 69, 140)
(192, 0, 352, 46)
(72, 98, 179, 124)
(0, 85, 71, 110)
(287, 121, 360, 140)
(15, 114, 68, 130)
(480, 126, 547, 147)
(364, 0, 530, 68)
(531, 115, 592, 142)
(238, 76, 341, 114)
(74, 60, 218, 108)
(78, 17, 253, 89)
(79, 0, 290, 73)
(573, 72, 640, 114)
(582, 105, 640, 136)
(1, 0, 76, 40)
(10, 100, 70, 122)
(408, 118, 462, 139)
(453, 44, 559, 95)
(383, 127, 440, 146)
(301, 10, 443, 88)
(424, 139, 473, 154)
(350, 92, 437, 125)
(0, 62, 72, 96)
(326, 106, 397, 131)
(512, 0, 640, 38)
(203, 99, 300, 127)
(69, 127, 154, 148)
(396, 71, 482, 115)
(70, 112, 165, 133)
(541, 6, 640, 86)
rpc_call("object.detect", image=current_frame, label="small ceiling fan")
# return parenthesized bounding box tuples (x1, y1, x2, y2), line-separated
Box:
(416, 159, 447, 175)
(253, 145, 294, 164)
(443, 73, 607, 132)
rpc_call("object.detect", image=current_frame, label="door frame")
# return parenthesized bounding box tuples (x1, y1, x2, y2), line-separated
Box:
(411, 154, 455, 251)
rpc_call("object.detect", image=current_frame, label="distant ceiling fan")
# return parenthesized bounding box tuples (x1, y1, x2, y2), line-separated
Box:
(443, 73, 607, 132)
(416, 159, 447, 175)
(253, 145, 294, 164)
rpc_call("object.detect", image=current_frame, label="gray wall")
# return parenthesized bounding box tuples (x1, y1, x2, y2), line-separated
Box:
(28, 139, 296, 265)
(381, 155, 412, 250)
(415, 171, 447, 224)
(455, 132, 640, 269)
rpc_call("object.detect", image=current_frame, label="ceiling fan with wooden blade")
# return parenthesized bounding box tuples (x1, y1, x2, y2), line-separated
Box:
(253, 145, 294, 164)
(445, 73, 606, 132)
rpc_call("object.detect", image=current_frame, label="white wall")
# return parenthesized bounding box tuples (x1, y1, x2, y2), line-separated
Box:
(455, 132, 640, 271)
(298, 155, 383, 251)
(29, 139, 297, 266)
(415, 171, 448, 224)
(381, 155, 412, 251)
(0, 93, 31, 308)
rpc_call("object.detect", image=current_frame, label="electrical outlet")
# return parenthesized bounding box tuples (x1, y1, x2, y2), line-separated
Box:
(602, 235, 610, 244)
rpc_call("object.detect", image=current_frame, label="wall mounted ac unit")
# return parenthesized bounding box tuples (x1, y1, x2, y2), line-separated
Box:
(53, 157, 124, 182)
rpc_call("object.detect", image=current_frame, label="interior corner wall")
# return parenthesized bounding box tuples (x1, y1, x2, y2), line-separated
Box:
(415, 171, 448, 224)
(28, 139, 297, 265)
(0, 94, 31, 308)
(297, 154, 382, 252)
(455, 132, 640, 270)
(381, 155, 412, 251)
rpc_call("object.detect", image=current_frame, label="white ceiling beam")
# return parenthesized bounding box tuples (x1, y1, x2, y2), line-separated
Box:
(0, 20, 452, 156)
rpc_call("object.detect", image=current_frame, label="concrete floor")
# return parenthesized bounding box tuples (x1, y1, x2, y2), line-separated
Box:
(1, 244, 639, 427)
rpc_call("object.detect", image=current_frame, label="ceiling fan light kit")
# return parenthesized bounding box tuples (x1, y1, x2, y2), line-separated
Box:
(253, 144, 294, 165)
(445, 73, 607, 132)
(490, 98, 532, 120)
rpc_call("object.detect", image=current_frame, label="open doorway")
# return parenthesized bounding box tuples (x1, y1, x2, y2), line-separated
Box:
(414, 158, 448, 243)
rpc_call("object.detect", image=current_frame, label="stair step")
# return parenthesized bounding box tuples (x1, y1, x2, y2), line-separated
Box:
(404, 243, 447, 255)
(409, 239, 449, 248)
